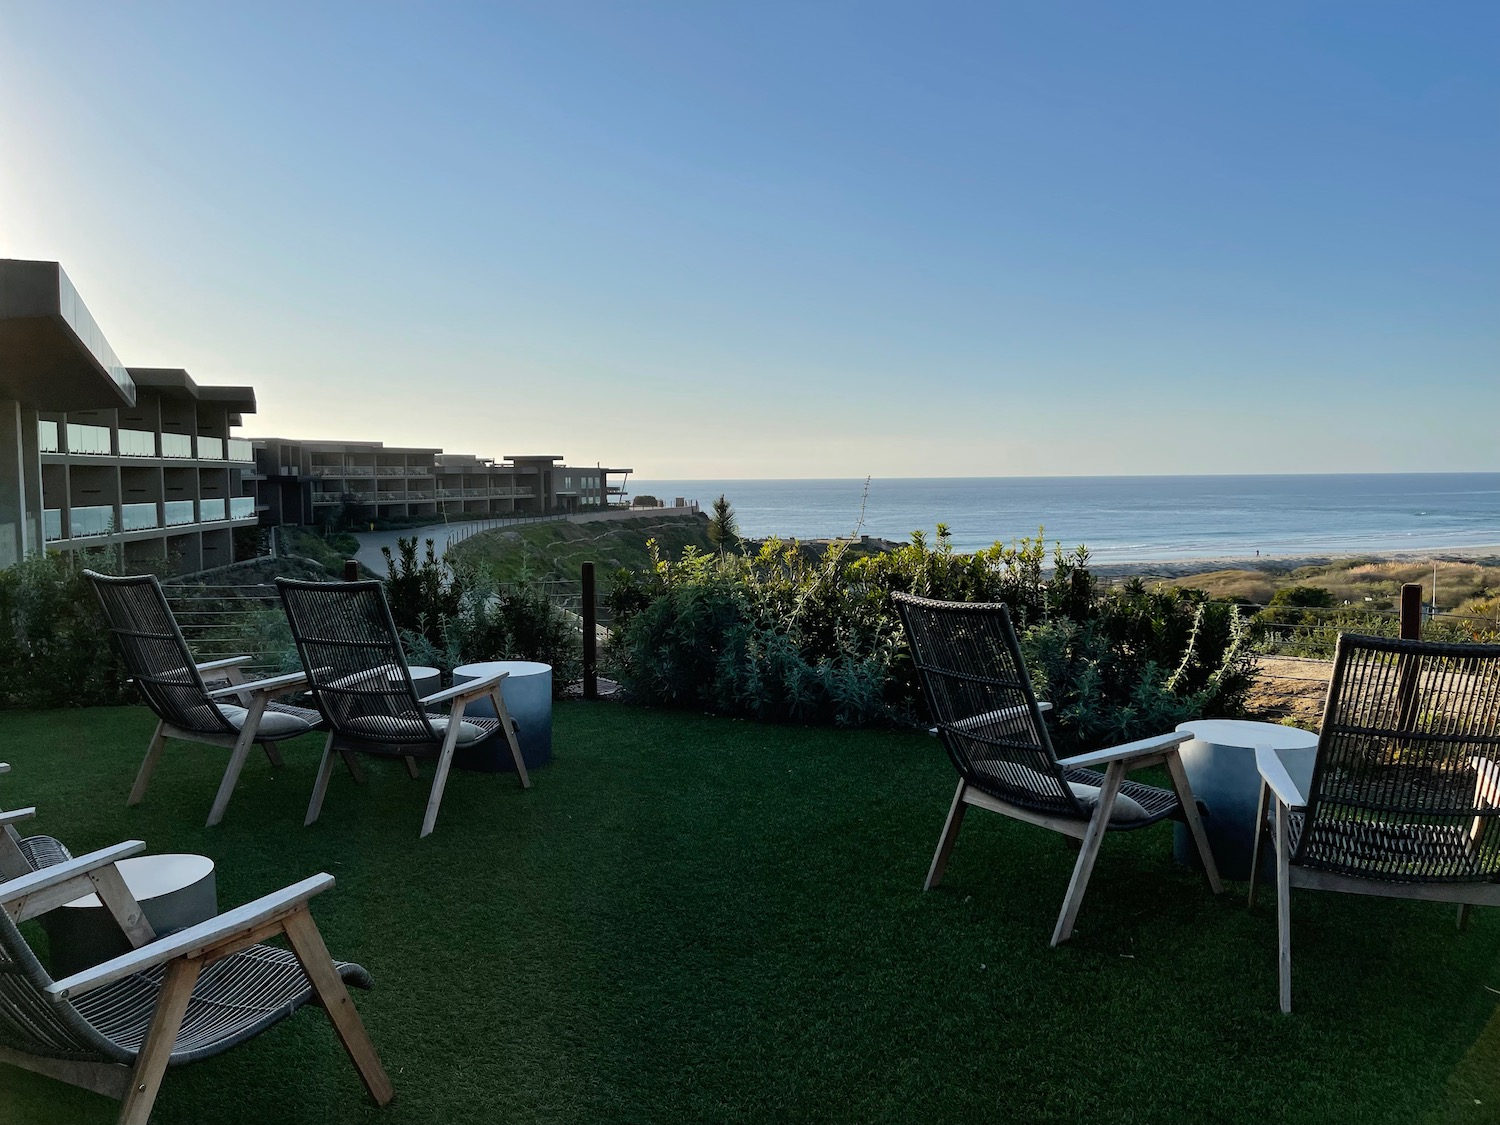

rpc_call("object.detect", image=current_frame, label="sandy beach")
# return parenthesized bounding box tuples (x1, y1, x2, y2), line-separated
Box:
(1088, 543, 1500, 580)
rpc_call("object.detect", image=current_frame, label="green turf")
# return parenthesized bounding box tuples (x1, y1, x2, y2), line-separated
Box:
(0, 704, 1497, 1124)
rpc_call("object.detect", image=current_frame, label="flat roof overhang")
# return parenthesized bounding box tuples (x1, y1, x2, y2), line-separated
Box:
(130, 369, 257, 415)
(0, 261, 135, 410)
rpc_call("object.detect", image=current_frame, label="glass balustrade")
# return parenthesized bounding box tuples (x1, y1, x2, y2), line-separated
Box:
(43, 510, 63, 541)
(121, 502, 159, 531)
(161, 432, 193, 458)
(69, 505, 114, 537)
(117, 429, 156, 457)
(198, 497, 226, 521)
(66, 423, 112, 455)
(226, 438, 254, 462)
(38, 421, 60, 453)
(163, 500, 195, 526)
(197, 436, 224, 460)
(230, 496, 256, 519)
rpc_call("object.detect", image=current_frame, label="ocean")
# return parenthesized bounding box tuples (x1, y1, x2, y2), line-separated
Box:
(625, 474, 1500, 563)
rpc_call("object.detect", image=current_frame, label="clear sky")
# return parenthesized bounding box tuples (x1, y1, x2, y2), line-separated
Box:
(1, 3, 1495, 478)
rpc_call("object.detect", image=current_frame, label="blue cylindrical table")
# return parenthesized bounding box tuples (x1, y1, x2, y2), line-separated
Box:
(450, 660, 553, 773)
(1171, 719, 1318, 881)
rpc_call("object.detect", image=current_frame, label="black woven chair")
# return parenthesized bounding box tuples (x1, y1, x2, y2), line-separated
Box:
(86, 571, 322, 828)
(0, 763, 70, 879)
(276, 577, 529, 838)
(0, 842, 391, 1124)
(1249, 632, 1500, 1012)
(893, 593, 1222, 945)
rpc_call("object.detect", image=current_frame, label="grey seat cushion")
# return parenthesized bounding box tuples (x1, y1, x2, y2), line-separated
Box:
(342, 714, 491, 746)
(215, 704, 317, 739)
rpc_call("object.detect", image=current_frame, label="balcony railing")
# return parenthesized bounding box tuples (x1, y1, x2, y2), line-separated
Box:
(164, 500, 196, 527)
(118, 429, 156, 457)
(66, 423, 112, 455)
(43, 509, 62, 541)
(377, 467, 406, 476)
(38, 421, 60, 453)
(311, 494, 337, 505)
(230, 496, 256, 519)
(69, 505, 114, 538)
(199, 497, 227, 521)
(161, 433, 193, 458)
(310, 465, 375, 478)
(121, 502, 159, 531)
(197, 436, 225, 461)
(406, 467, 433, 477)
(227, 438, 254, 462)
(407, 490, 434, 500)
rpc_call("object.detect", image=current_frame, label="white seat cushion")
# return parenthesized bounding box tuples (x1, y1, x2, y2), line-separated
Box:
(215, 704, 317, 739)
(342, 714, 491, 746)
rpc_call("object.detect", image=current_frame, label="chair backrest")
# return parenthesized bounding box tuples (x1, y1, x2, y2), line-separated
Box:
(893, 593, 1086, 819)
(276, 578, 437, 744)
(1298, 633, 1500, 882)
(0, 891, 120, 1063)
(85, 571, 235, 737)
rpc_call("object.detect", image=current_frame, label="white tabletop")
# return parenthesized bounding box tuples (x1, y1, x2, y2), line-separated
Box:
(453, 660, 551, 679)
(1175, 718, 1317, 750)
(61, 853, 215, 910)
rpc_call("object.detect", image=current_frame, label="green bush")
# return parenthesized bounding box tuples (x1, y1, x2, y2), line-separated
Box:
(383, 536, 580, 695)
(606, 528, 1256, 748)
(0, 551, 133, 709)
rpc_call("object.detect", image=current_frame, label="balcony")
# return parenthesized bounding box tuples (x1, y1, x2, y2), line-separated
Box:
(68, 504, 114, 538)
(66, 422, 112, 456)
(312, 494, 338, 506)
(161, 433, 193, 459)
(121, 502, 159, 531)
(42, 509, 62, 542)
(407, 490, 434, 500)
(199, 497, 227, 521)
(406, 467, 434, 477)
(38, 421, 60, 453)
(377, 467, 407, 476)
(227, 438, 254, 462)
(197, 436, 225, 461)
(164, 500, 195, 527)
(230, 496, 256, 519)
(118, 429, 156, 457)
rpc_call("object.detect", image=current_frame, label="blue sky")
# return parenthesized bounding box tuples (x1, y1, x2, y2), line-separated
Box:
(1, 3, 1495, 477)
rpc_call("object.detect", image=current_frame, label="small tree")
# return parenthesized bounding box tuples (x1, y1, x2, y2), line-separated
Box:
(707, 494, 739, 554)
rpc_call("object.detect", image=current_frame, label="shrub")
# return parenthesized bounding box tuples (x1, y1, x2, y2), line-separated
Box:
(606, 528, 1256, 746)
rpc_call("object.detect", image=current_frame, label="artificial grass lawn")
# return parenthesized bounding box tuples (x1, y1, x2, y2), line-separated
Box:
(1, 704, 1498, 1125)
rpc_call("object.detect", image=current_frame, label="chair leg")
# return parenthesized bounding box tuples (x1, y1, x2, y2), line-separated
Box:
(420, 717, 465, 838)
(490, 689, 530, 789)
(1052, 760, 1124, 947)
(1457, 903, 1472, 931)
(262, 743, 285, 769)
(305, 734, 338, 827)
(283, 908, 394, 1106)
(1248, 780, 1270, 909)
(117, 957, 202, 1125)
(206, 697, 268, 828)
(1274, 798, 1293, 1014)
(1165, 749, 1222, 894)
(339, 749, 367, 784)
(925, 781, 969, 891)
(128, 722, 167, 807)
(403, 756, 420, 780)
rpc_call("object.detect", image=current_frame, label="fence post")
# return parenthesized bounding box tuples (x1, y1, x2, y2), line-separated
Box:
(581, 561, 598, 701)
(1400, 583, 1423, 640)
(343, 559, 359, 582)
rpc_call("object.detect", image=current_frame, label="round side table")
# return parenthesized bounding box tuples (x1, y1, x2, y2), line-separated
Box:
(398, 664, 440, 700)
(42, 853, 217, 978)
(1171, 719, 1318, 880)
(450, 660, 553, 773)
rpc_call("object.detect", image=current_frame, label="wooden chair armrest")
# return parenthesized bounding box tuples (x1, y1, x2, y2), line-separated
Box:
(0, 841, 146, 913)
(1255, 745, 1308, 810)
(0, 806, 37, 828)
(195, 656, 255, 674)
(47, 873, 337, 1000)
(204, 670, 310, 699)
(1056, 731, 1191, 771)
(421, 672, 508, 707)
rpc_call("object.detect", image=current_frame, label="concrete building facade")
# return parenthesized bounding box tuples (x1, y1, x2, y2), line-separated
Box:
(1, 260, 260, 573)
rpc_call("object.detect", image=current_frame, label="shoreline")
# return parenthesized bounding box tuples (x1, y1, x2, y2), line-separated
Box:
(1086, 543, 1500, 579)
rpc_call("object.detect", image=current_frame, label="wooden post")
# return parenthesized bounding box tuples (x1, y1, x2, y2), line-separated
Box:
(1399, 583, 1423, 640)
(343, 560, 359, 582)
(581, 562, 597, 701)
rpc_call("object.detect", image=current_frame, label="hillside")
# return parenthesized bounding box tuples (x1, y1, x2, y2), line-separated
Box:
(449, 513, 717, 588)
(1157, 556, 1500, 616)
